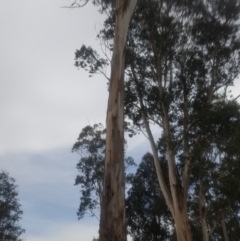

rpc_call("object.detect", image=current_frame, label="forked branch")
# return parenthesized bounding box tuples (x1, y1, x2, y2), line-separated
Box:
(61, 0, 90, 8)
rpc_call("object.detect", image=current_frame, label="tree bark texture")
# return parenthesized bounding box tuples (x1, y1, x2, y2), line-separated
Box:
(99, 1, 137, 241)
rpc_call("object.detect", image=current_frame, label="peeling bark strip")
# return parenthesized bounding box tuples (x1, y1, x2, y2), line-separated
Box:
(99, 1, 137, 241)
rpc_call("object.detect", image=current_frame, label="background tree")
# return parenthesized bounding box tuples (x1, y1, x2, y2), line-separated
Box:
(0, 171, 25, 241)
(72, 123, 136, 221)
(126, 153, 174, 241)
(72, 123, 105, 220)
(124, 1, 240, 240)
(188, 100, 240, 241)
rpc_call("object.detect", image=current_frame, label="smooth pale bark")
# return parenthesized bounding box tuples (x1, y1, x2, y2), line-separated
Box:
(154, 51, 193, 241)
(168, 149, 193, 241)
(129, 5, 220, 241)
(221, 216, 230, 241)
(131, 64, 193, 241)
(199, 181, 209, 241)
(99, 1, 137, 241)
(131, 65, 173, 212)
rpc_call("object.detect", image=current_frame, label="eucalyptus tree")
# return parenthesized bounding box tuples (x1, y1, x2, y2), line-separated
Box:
(72, 123, 105, 220)
(98, 2, 137, 239)
(189, 100, 240, 241)
(124, 1, 240, 240)
(74, 0, 240, 240)
(69, 0, 138, 240)
(207, 101, 240, 241)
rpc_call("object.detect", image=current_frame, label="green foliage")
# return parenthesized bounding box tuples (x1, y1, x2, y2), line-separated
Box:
(69, 0, 112, 12)
(126, 153, 174, 241)
(72, 123, 105, 219)
(0, 171, 25, 241)
(74, 0, 240, 239)
(72, 123, 136, 220)
(75, 45, 108, 78)
(189, 101, 240, 239)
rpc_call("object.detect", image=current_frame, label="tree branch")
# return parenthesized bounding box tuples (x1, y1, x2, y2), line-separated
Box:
(61, 0, 90, 8)
(232, 94, 240, 102)
(130, 63, 173, 212)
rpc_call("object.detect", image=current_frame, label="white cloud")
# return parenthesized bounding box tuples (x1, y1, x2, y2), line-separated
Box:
(0, 0, 109, 154)
(1, 1, 239, 241)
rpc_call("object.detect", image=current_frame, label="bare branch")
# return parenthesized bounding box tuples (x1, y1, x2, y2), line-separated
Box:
(61, 0, 90, 8)
(232, 94, 240, 102)
(130, 63, 173, 212)
(96, 68, 110, 81)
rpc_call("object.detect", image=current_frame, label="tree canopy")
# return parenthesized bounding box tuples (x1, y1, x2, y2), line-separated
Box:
(0, 171, 25, 241)
(74, 0, 240, 240)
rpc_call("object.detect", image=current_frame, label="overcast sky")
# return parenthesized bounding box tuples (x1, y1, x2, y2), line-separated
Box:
(0, 1, 150, 241)
(1, 1, 240, 241)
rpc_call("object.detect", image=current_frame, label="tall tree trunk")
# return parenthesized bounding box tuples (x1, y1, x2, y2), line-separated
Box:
(173, 59, 193, 241)
(221, 216, 230, 241)
(167, 149, 193, 241)
(99, 1, 137, 241)
(199, 180, 209, 241)
(174, 210, 193, 241)
(155, 51, 193, 241)
(131, 63, 193, 241)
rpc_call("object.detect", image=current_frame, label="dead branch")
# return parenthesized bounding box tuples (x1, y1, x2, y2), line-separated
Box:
(61, 0, 90, 9)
